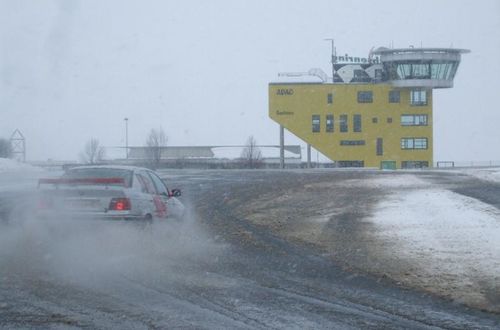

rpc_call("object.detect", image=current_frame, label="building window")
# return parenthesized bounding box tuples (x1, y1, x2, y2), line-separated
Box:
(340, 140, 365, 146)
(327, 93, 333, 104)
(353, 114, 362, 132)
(387, 117, 393, 123)
(372, 117, 378, 124)
(412, 64, 431, 79)
(357, 91, 373, 103)
(410, 90, 427, 106)
(389, 90, 400, 103)
(376, 138, 383, 156)
(340, 115, 348, 132)
(326, 114, 334, 132)
(312, 115, 320, 133)
(401, 138, 428, 150)
(402, 161, 429, 169)
(337, 161, 364, 168)
(401, 114, 428, 126)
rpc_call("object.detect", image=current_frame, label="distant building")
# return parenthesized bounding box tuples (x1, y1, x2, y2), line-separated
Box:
(123, 145, 302, 168)
(269, 47, 469, 169)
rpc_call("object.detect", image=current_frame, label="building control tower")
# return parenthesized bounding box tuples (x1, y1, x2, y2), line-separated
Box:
(269, 46, 469, 169)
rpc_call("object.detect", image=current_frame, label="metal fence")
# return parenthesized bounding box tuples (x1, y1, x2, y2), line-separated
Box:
(436, 160, 500, 168)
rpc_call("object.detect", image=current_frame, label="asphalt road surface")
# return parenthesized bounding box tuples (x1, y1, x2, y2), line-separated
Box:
(0, 169, 499, 329)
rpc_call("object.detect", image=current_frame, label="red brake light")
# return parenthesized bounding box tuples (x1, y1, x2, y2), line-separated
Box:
(109, 198, 131, 211)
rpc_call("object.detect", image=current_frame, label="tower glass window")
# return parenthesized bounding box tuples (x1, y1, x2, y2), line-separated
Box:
(387, 60, 460, 82)
(327, 93, 333, 104)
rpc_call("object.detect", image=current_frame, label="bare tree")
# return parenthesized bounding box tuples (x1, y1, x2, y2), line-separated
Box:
(80, 138, 105, 164)
(145, 128, 167, 169)
(240, 135, 263, 169)
(0, 138, 12, 158)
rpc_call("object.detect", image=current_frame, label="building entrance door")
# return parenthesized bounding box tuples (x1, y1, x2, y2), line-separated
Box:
(380, 161, 396, 170)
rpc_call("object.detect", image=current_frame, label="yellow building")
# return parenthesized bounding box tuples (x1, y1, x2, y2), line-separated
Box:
(269, 47, 469, 169)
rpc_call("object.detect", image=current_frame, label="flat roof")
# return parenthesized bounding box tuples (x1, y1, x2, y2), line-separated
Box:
(372, 47, 470, 55)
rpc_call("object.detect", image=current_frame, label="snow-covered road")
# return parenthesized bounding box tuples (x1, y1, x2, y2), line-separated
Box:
(0, 159, 499, 327)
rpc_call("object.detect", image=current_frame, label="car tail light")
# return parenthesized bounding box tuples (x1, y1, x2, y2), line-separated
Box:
(109, 198, 131, 211)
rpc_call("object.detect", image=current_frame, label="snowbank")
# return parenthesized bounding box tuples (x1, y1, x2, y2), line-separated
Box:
(456, 167, 500, 184)
(0, 158, 42, 173)
(0, 158, 45, 192)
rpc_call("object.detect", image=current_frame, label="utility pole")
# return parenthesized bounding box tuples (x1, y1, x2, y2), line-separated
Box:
(324, 38, 336, 83)
(124, 117, 129, 159)
(279, 125, 285, 169)
(307, 144, 311, 168)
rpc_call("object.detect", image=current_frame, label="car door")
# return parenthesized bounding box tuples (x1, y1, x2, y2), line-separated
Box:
(147, 171, 183, 219)
(135, 170, 161, 218)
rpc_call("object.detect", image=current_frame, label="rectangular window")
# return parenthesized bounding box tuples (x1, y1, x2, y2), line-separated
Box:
(340, 140, 365, 146)
(389, 90, 400, 103)
(401, 138, 428, 150)
(327, 93, 333, 104)
(337, 161, 364, 168)
(376, 138, 383, 156)
(312, 115, 320, 133)
(326, 114, 334, 132)
(353, 114, 362, 132)
(410, 90, 427, 106)
(340, 115, 348, 132)
(401, 114, 428, 126)
(372, 117, 378, 123)
(401, 161, 429, 169)
(357, 91, 373, 103)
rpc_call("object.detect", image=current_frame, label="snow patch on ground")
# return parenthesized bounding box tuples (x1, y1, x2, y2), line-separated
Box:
(366, 174, 430, 188)
(368, 183, 500, 309)
(371, 189, 500, 278)
(339, 173, 431, 189)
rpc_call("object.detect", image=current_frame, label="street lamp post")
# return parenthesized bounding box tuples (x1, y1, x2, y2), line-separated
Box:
(124, 117, 129, 159)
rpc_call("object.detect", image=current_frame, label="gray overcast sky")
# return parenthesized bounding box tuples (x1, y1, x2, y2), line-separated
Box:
(1, 0, 499, 162)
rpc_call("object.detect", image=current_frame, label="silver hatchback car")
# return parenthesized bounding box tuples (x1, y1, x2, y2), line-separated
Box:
(37, 165, 185, 221)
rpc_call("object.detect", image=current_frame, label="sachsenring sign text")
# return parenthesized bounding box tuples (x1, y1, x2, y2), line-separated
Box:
(334, 53, 380, 64)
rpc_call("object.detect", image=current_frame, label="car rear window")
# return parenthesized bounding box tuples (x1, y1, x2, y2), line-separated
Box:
(63, 168, 133, 186)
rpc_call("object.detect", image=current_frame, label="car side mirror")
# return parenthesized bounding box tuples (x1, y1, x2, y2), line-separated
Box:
(170, 189, 182, 197)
